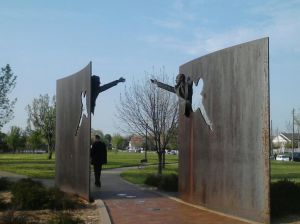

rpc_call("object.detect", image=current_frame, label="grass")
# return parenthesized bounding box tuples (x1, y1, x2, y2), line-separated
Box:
(271, 160, 300, 183)
(121, 160, 300, 185)
(2, 152, 300, 184)
(105, 151, 178, 169)
(0, 151, 178, 179)
(0, 154, 55, 179)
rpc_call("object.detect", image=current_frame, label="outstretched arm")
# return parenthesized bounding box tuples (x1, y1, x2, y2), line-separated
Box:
(150, 79, 175, 93)
(100, 77, 125, 93)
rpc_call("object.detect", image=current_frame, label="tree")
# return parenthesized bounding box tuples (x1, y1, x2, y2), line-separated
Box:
(117, 71, 178, 174)
(166, 124, 178, 150)
(26, 130, 45, 152)
(112, 134, 126, 150)
(0, 64, 17, 130)
(104, 134, 112, 149)
(0, 132, 9, 152)
(104, 134, 112, 144)
(91, 129, 111, 147)
(5, 126, 25, 153)
(26, 94, 56, 159)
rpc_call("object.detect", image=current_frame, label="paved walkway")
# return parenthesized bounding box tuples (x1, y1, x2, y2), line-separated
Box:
(92, 167, 253, 224)
(1, 169, 256, 224)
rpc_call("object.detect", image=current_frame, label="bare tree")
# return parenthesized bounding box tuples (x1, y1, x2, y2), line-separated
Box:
(117, 70, 178, 174)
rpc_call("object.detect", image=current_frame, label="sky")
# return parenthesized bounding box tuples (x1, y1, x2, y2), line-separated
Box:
(0, 0, 299, 135)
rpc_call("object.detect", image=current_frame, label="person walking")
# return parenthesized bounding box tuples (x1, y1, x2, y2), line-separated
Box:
(90, 135, 107, 187)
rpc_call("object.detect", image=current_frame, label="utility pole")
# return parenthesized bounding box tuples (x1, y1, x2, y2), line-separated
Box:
(145, 124, 148, 161)
(292, 108, 295, 161)
(298, 128, 300, 149)
(270, 120, 273, 155)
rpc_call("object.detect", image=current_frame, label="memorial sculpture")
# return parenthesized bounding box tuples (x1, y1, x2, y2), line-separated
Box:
(56, 38, 269, 223)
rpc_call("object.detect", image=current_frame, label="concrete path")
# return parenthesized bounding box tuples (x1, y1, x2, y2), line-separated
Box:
(1, 169, 257, 224)
(92, 167, 253, 224)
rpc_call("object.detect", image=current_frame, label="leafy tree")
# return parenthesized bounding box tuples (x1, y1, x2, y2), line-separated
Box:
(104, 134, 112, 149)
(26, 130, 45, 152)
(112, 134, 126, 150)
(0, 132, 8, 152)
(0, 64, 17, 130)
(117, 71, 178, 174)
(5, 126, 25, 153)
(105, 134, 112, 144)
(91, 129, 111, 147)
(26, 94, 56, 159)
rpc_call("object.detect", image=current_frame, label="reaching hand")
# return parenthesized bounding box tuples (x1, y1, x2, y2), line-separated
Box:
(150, 79, 158, 84)
(118, 77, 125, 83)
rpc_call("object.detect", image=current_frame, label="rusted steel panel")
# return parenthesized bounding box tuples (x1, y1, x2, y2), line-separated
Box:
(178, 38, 270, 223)
(55, 63, 91, 201)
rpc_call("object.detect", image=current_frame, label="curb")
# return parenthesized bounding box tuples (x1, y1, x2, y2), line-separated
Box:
(94, 199, 112, 224)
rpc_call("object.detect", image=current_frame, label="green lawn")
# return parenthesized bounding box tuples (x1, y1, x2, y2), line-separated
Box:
(104, 151, 178, 169)
(0, 151, 178, 179)
(0, 153, 56, 179)
(271, 160, 300, 182)
(121, 160, 300, 185)
(2, 152, 300, 184)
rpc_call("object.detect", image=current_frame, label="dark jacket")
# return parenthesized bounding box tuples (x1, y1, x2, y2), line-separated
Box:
(90, 141, 107, 165)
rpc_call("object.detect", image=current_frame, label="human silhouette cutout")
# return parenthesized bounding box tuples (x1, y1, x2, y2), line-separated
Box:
(75, 91, 88, 136)
(151, 75, 213, 130)
(91, 75, 125, 114)
(195, 79, 213, 131)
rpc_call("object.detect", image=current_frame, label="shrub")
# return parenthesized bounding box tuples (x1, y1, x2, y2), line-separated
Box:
(10, 178, 83, 211)
(159, 174, 178, 192)
(144, 173, 178, 192)
(0, 177, 12, 191)
(271, 178, 300, 217)
(47, 212, 84, 224)
(11, 178, 48, 210)
(46, 187, 76, 210)
(2, 210, 31, 224)
(144, 174, 162, 187)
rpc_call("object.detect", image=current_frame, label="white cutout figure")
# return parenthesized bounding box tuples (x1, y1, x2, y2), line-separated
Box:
(193, 79, 213, 131)
(75, 91, 88, 136)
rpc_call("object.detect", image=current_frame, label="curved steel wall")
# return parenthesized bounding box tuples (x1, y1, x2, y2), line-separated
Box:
(55, 63, 91, 201)
(178, 38, 270, 223)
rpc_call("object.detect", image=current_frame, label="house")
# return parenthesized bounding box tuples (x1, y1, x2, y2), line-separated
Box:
(128, 135, 144, 152)
(280, 132, 300, 143)
(272, 132, 300, 153)
(272, 134, 288, 147)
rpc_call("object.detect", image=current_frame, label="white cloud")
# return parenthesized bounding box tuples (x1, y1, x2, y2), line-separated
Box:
(144, 1, 300, 56)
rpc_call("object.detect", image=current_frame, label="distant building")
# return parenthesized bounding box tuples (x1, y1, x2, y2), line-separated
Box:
(272, 134, 288, 147)
(128, 135, 144, 152)
(272, 132, 300, 153)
